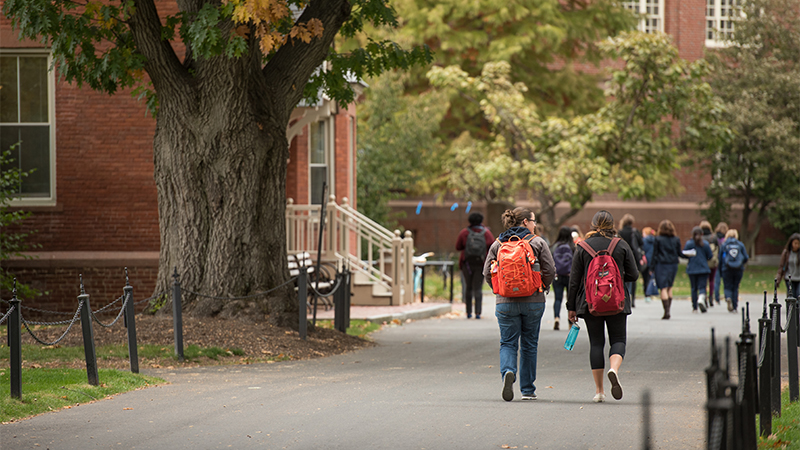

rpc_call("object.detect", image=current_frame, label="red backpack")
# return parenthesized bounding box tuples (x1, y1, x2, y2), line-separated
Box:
(491, 235, 543, 297)
(577, 238, 625, 316)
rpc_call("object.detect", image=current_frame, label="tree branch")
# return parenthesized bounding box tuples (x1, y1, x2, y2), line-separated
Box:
(263, 0, 352, 119)
(129, 0, 187, 95)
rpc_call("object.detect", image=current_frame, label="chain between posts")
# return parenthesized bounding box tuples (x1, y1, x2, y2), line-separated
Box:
(20, 298, 85, 346)
(0, 305, 14, 325)
(91, 292, 130, 328)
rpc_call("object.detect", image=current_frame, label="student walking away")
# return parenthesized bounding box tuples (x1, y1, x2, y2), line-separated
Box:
(720, 229, 749, 313)
(651, 220, 685, 320)
(456, 212, 495, 319)
(777, 233, 800, 299)
(618, 214, 645, 308)
(684, 226, 713, 313)
(566, 210, 638, 402)
(550, 227, 575, 330)
(699, 220, 720, 308)
(641, 227, 656, 302)
(713, 222, 729, 305)
(483, 207, 555, 401)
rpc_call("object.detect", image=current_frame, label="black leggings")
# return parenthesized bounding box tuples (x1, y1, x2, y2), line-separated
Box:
(583, 313, 627, 370)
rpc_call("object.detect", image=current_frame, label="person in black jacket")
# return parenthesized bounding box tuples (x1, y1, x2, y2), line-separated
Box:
(567, 210, 638, 403)
(652, 219, 684, 320)
(618, 214, 644, 308)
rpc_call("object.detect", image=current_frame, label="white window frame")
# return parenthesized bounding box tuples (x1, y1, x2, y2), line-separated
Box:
(706, 0, 743, 48)
(308, 118, 334, 204)
(622, 0, 664, 34)
(0, 48, 57, 207)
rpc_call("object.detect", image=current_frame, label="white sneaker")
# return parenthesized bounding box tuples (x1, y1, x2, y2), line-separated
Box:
(608, 368, 623, 400)
(593, 393, 606, 403)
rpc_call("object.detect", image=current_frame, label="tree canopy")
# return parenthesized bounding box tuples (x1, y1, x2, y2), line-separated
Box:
(428, 32, 729, 239)
(2, 0, 431, 323)
(703, 0, 800, 248)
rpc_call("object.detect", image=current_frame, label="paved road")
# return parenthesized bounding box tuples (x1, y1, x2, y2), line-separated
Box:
(2, 294, 771, 450)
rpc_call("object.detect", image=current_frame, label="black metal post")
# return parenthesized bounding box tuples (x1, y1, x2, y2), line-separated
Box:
(786, 295, 798, 402)
(312, 182, 328, 327)
(78, 277, 99, 386)
(758, 292, 772, 436)
(344, 268, 351, 331)
(419, 264, 426, 302)
(334, 271, 344, 333)
(449, 262, 454, 304)
(769, 286, 782, 417)
(9, 280, 22, 399)
(123, 269, 139, 373)
(298, 269, 307, 340)
(738, 303, 757, 450)
(171, 268, 184, 361)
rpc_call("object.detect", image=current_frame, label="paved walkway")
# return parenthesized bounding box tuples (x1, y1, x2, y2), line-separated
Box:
(2, 293, 778, 449)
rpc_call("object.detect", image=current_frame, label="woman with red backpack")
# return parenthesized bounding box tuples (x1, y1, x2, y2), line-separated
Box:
(566, 210, 639, 402)
(483, 207, 555, 402)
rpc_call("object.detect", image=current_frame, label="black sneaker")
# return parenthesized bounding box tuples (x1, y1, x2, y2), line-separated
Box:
(502, 371, 515, 402)
(698, 302, 707, 313)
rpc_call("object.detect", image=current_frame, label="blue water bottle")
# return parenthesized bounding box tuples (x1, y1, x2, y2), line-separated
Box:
(564, 322, 580, 351)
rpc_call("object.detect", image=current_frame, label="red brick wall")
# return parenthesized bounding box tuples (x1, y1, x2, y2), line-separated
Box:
(1, 265, 157, 318)
(665, 0, 706, 62)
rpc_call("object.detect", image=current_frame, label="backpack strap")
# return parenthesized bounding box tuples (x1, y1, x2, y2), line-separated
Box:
(607, 237, 621, 255)
(577, 239, 598, 258)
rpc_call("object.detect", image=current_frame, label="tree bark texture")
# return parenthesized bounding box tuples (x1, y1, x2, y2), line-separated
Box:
(127, 0, 352, 325)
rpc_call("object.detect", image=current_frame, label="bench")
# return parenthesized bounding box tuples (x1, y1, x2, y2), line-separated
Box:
(288, 252, 335, 311)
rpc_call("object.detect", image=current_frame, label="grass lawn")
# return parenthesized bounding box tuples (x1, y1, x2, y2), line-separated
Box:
(758, 389, 800, 449)
(0, 367, 163, 423)
(315, 319, 381, 338)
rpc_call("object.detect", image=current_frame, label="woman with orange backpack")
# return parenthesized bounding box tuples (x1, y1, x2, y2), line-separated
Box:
(566, 210, 639, 402)
(483, 207, 555, 402)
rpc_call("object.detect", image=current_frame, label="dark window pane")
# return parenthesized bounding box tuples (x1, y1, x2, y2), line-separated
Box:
(310, 166, 327, 204)
(0, 125, 50, 196)
(310, 121, 326, 164)
(0, 57, 19, 123)
(19, 57, 48, 123)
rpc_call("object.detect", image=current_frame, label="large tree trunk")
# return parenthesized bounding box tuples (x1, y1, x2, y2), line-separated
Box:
(151, 54, 295, 326)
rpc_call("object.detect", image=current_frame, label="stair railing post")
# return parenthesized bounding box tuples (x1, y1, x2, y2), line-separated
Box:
(758, 292, 772, 436)
(172, 268, 184, 361)
(123, 268, 139, 374)
(9, 279, 22, 399)
(78, 276, 99, 386)
(391, 230, 402, 306)
(769, 285, 782, 416)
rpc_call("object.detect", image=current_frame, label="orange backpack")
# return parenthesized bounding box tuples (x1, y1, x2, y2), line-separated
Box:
(491, 235, 543, 297)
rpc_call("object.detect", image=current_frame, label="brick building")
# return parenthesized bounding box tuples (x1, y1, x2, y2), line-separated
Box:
(392, 0, 786, 262)
(0, 18, 359, 310)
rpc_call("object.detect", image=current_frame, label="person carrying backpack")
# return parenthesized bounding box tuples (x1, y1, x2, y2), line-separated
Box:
(684, 226, 714, 313)
(567, 210, 638, 403)
(699, 221, 719, 309)
(618, 214, 644, 308)
(456, 212, 495, 319)
(550, 227, 575, 330)
(483, 207, 555, 402)
(720, 229, 749, 313)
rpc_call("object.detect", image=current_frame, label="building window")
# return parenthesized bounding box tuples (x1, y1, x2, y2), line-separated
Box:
(0, 51, 55, 204)
(309, 120, 328, 204)
(706, 0, 741, 46)
(622, 0, 664, 34)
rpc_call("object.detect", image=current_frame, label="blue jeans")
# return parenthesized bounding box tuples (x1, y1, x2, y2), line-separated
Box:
(689, 273, 708, 310)
(495, 302, 545, 396)
(552, 275, 569, 319)
(786, 280, 800, 299)
(722, 268, 744, 310)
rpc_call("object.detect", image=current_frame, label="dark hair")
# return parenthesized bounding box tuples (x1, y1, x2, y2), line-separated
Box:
(585, 210, 616, 239)
(501, 207, 533, 230)
(692, 226, 703, 247)
(555, 226, 575, 250)
(620, 213, 635, 228)
(658, 220, 676, 237)
(786, 233, 800, 255)
(468, 212, 484, 226)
